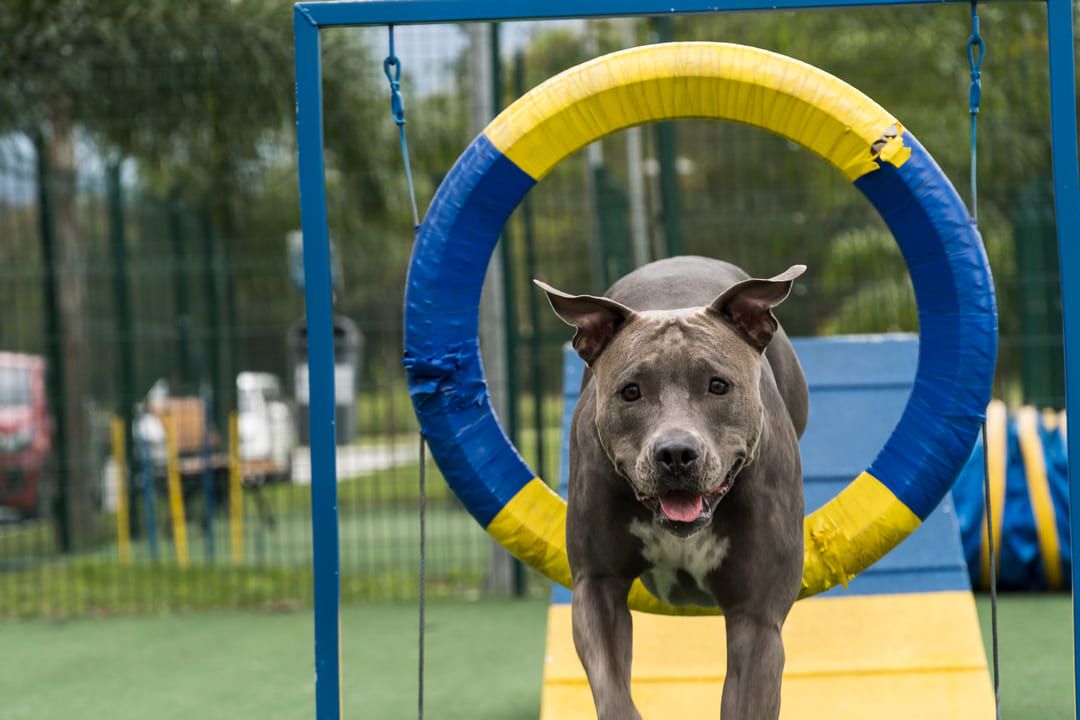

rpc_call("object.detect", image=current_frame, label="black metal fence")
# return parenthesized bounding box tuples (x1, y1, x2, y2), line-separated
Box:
(0, 6, 1065, 617)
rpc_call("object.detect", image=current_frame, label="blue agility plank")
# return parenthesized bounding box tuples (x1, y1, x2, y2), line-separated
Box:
(555, 334, 971, 603)
(795, 335, 971, 596)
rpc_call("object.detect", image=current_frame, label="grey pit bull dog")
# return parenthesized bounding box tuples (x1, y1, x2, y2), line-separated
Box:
(535, 256, 808, 720)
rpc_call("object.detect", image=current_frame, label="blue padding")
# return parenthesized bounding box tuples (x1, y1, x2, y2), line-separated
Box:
(403, 135, 537, 526)
(855, 135, 998, 520)
(953, 413, 1073, 590)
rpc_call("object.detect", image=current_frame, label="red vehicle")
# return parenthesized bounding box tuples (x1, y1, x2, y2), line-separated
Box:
(0, 353, 51, 517)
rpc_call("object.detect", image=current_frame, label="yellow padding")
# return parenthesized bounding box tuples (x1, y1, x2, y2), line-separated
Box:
(487, 478, 573, 590)
(542, 592, 994, 719)
(801, 472, 921, 597)
(1017, 406, 1063, 589)
(485, 42, 910, 183)
(490, 473, 918, 615)
(979, 400, 1007, 588)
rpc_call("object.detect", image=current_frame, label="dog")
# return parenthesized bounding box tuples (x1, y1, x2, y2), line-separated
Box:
(535, 256, 808, 719)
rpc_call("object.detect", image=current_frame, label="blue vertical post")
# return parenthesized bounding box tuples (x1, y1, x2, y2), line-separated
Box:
(1045, 0, 1080, 712)
(293, 7, 342, 720)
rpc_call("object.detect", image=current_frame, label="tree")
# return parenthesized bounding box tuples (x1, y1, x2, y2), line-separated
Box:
(0, 0, 314, 547)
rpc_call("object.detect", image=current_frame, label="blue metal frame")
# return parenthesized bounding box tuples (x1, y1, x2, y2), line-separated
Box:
(293, 2, 1080, 718)
(293, 9, 342, 720)
(1045, 0, 1080, 701)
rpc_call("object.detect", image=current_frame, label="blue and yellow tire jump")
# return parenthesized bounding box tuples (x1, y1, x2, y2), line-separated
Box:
(404, 42, 997, 614)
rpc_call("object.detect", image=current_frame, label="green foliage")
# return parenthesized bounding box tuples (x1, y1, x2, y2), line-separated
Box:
(818, 227, 917, 334)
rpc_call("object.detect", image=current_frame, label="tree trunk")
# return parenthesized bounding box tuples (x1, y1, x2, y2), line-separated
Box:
(48, 97, 99, 548)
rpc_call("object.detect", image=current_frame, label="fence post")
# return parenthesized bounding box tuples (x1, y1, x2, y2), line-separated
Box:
(201, 205, 229, 440)
(107, 161, 140, 537)
(111, 416, 131, 564)
(164, 414, 190, 568)
(228, 411, 244, 565)
(515, 50, 547, 486)
(168, 188, 193, 393)
(34, 133, 71, 552)
(652, 16, 683, 258)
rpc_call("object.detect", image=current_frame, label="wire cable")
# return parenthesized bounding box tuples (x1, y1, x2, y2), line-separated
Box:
(382, 24, 426, 719)
(967, 5, 1000, 715)
(418, 433, 427, 720)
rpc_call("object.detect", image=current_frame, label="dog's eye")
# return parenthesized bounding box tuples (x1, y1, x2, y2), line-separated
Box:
(709, 378, 731, 396)
(619, 384, 641, 402)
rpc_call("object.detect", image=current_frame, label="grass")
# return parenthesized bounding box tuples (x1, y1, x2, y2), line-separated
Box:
(0, 502, 525, 617)
(0, 422, 564, 618)
(0, 593, 1072, 719)
(0, 598, 551, 720)
(976, 593, 1073, 719)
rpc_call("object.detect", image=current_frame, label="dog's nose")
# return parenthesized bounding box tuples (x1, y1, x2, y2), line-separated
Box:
(654, 437, 700, 475)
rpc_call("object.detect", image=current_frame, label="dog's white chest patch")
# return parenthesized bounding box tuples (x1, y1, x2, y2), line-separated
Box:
(629, 519, 730, 604)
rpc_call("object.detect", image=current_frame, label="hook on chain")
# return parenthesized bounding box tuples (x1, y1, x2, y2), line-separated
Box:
(967, 3, 985, 115)
(382, 24, 420, 229)
(384, 26, 406, 127)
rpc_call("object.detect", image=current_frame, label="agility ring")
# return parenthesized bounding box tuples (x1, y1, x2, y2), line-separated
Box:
(403, 42, 997, 615)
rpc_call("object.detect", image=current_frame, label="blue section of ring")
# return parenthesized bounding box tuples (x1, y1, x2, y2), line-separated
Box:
(855, 133, 998, 520)
(403, 134, 538, 527)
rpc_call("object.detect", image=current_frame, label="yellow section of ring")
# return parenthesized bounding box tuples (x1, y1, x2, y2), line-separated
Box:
(488, 473, 920, 615)
(484, 42, 911, 182)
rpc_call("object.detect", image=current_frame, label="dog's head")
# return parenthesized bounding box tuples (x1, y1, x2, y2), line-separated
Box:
(536, 265, 804, 537)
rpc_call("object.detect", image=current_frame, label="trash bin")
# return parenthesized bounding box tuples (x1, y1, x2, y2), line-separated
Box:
(290, 315, 363, 446)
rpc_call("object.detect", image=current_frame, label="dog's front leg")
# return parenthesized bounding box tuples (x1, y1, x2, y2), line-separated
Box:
(720, 612, 785, 719)
(571, 575, 641, 720)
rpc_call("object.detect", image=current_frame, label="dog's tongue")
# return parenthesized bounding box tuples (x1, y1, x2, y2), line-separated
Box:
(659, 491, 704, 522)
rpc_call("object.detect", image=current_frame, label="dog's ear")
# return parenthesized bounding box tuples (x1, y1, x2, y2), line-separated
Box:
(706, 265, 806, 351)
(533, 279, 636, 365)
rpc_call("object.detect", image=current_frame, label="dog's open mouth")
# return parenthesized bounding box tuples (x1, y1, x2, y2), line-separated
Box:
(658, 491, 706, 522)
(634, 458, 743, 527)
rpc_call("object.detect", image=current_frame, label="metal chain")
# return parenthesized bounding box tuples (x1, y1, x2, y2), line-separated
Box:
(384, 25, 421, 229)
(968, 2, 985, 224)
(968, 4, 1000, 717)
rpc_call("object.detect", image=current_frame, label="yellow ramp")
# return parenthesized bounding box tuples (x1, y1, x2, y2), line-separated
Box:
(540, 591, 994, 719)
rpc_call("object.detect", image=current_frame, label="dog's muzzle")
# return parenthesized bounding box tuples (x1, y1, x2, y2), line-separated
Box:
(632, 455, 746, 535)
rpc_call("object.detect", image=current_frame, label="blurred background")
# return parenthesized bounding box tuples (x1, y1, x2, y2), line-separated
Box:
(0, 0, 1065, 616)
(0, 2, 1073, 715)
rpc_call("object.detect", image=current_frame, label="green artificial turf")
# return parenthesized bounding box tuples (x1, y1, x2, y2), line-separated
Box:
(976, 593, 1074, 719)
(0, 594, 1072, 719)
(1, 598, 550, 720)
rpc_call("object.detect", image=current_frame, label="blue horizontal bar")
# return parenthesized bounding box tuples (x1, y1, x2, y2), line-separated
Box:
(296, 0, 1028, 28)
